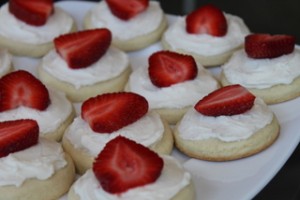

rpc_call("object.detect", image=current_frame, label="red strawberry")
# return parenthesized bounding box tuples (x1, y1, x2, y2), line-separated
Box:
(0, 70, 50, 112)
(9, 0, 53, 26)
(81, 92, 148, 133)
(106, 0, 149, 20)
(195, 84, 256, 116)
(245, 33, 296, 59)
(93, 136, 163, 194)
(54, 28, 112, 69)
(148, 51, 198, 87)
(0, 119, 39, 158)
(186, 4, 227, 36)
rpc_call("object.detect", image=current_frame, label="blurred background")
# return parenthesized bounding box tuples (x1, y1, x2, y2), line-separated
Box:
(1, 0, 300, 199)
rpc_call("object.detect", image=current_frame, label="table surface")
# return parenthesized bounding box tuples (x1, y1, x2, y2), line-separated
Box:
(254, 144, 300, 199)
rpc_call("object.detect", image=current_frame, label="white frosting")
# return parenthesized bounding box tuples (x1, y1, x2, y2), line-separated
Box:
(0, 138, 67, 187)
(73, 155, 191, 200)
(41, 47, 129, 89)
(88, 1, 164, 40)
(65, 111, 164, 157)
(0, 89, 72, 134)
(222, 49, 300, 89)
(163, 14, 250, 56)
(178, 98, 273, 142)
(128, 64, 219, 109)
(0, 4, 73, 44)
(0, 49, 11, 75)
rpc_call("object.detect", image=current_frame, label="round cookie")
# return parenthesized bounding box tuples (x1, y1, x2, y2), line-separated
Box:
(174, 93, 280, 161)
(0, 137, 76, 200)
(38, 30, 131, 103)
(62, 115, 174, 174)
(0, 154, 75, 200)
(161, 5, 249, 67)
(67, 143, 195, 200)
(174, 115, 279, 161)
(220, 47, 300, 104)
(0, 3, 76, 57)
(83, 1, 167, 51)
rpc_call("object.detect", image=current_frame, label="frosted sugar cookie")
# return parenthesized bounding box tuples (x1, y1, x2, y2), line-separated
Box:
(220, 33, 300, 104)
(0, 119, 75, 200)
(38, 28, 130, 102)
(174, 85, 280, 161)
(83, 0, 167, 51)
(68, 136, 195, 200)
(162, 4, 249, 67)
(0, 0, 76, 57)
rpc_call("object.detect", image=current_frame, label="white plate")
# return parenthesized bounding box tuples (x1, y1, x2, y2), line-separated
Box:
(12, 1, 300, 200)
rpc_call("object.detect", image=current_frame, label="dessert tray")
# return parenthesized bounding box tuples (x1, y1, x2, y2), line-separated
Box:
(11, 1, 300, 200)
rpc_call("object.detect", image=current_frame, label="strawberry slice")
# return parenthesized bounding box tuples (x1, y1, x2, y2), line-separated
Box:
(9, 0, 54, 26)
(105, 0, 149, 20)
(186, 4, 227, 36)
(0, 70, 50, 112)
(0, 119, 39, 158)
(81, 92, 148, 133)
(148, 51, 198, 87)
(54, 28, 112, 69)
(195, 84, 256, 116)
(245, 33, 296, 59)
(93, 136, 163, 194)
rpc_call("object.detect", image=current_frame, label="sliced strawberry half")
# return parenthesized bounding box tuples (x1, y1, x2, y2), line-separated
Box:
(81, 92, 148, 133)
(148, 51, 198, 87)
(0, 70, 50, 112)
(195, 84, 256, 116)
(245, 33, 296, 59)
(106, 0, 149, 20)
(54, 28, 112, 69)
(0, 119, 39, 158)
(186, 4, 227, 37)
(9, 0, 54, 26)
(93, 136, 163, 194)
